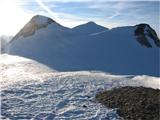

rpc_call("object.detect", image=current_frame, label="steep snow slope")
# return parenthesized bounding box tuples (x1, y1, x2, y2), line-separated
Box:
(1, 54, 159, 120)
(86, 26, 160, 76)
(8, 15, 160, 76)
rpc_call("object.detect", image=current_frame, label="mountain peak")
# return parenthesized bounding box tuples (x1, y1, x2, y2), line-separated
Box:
(134, 23, 160, 48)
(33, 14, 50, 19)
(31, 15, 56, 25)
(86, 21, 96, 25)
(72, 21, 108, 35)
(11, 15, 57, 40)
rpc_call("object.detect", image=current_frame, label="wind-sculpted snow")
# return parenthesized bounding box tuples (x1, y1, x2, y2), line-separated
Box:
(0, 55, 159, 120)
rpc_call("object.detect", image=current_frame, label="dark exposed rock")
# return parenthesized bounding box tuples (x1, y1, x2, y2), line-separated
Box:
(82, 105, 87, 108)
(134, 24, 160, 48)
(96, 86, 160, 120)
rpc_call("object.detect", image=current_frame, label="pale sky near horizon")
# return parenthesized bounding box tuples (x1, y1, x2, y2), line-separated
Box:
(0, 0, 159, 36)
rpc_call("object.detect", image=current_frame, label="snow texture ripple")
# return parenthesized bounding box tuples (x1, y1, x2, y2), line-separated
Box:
(1, 55, 159, 120)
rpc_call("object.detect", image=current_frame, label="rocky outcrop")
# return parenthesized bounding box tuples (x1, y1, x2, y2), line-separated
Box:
(134, 24, 160, 48)
(96, 86, 160, 120)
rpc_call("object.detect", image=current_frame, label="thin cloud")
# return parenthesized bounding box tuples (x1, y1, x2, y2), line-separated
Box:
(3, 0, 158, 36)
(108, 12, 120, 19)
(108, 2, 127, 19)
(35, 0, 61, 22)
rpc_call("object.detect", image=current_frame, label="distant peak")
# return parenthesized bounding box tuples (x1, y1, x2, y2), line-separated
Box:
(72, 21, 108, 35)
(86, 21, 96, 25)
(134, 23, 160, 48)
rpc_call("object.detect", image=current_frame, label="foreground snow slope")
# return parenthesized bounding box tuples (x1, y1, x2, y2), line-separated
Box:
(8, 15, 160, 76)
(1, 54, 159, 120)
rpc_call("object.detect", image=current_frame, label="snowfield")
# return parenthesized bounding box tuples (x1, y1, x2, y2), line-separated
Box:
(0, 54, 159, 120)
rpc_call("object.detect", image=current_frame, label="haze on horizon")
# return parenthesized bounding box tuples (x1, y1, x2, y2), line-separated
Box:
(0, 0, 159, 36)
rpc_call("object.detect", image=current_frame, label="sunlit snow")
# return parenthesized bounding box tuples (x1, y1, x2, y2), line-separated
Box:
(0, 54, 159, 120)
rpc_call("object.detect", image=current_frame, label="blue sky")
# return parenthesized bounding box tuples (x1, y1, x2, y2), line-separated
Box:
(0, 0, 159, 36)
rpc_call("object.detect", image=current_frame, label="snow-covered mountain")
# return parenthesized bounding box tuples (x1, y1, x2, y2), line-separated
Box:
(8, 15, 160, 76)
